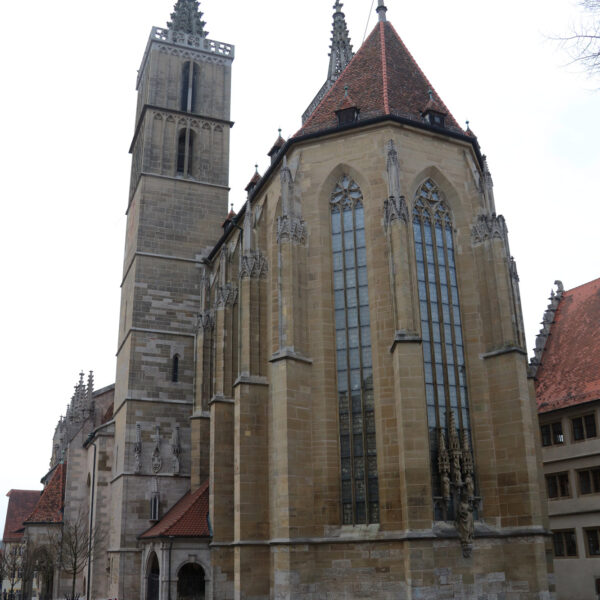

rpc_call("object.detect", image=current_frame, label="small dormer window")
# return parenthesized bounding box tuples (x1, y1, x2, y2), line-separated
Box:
(426, 113, 445, 127)
(336, 106, 360, 127)
(422, 90, 447, 129)
(335, 86, 360, 127)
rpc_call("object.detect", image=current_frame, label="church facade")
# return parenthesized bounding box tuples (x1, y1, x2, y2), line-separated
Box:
(12, 1, 556, 599)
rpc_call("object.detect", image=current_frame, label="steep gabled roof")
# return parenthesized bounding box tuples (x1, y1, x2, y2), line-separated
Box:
(3, 490, 42, 543)
(535, 277, 600, 413)
(25, 462, 66, 524)
(297, 19, 461, 137)
(140, 480, 210, 539)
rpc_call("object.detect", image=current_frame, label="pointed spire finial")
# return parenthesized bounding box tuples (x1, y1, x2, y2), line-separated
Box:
(328, 1, 354, 82)
(377, 0, 388, 22)
(167, 0, 208, 37)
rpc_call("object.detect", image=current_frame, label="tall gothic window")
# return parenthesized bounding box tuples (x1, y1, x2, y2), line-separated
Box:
(331, 175, 379, 525)
(412, 178, 473, 520)
(180, 61, 200, 112)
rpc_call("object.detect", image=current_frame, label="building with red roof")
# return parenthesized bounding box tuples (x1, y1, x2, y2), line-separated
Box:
(533, 278, 600, 600)
(4, 0, 559, 597)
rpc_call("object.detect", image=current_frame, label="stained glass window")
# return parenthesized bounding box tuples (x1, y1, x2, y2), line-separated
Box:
(412, 178, 473, 519)
(331, 175, 379, 525)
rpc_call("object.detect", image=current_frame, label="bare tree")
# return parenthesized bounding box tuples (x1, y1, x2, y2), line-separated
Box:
(559, 0, 600, 77)
(2, 543, 23, 599)
(48, 512, 106, 600)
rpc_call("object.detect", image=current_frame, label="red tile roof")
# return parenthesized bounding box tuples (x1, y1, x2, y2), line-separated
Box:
(25, 463, 66, 524)
(102, 403, 114, 424)
(140, 480, 210, 539)
(3, 490, 42, 543)
(536, 277, 600, 413)
(296, 20, 461, 137)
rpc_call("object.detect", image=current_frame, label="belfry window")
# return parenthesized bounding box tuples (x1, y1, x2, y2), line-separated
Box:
(180, 61, 200, 112)
(412, 178, 474, 520)
(331, 175, 379, 525)
(177, 129, 195, 176)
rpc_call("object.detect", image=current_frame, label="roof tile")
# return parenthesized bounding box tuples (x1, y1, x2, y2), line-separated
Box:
(140, 480, 210, 539)
(2, 490, 41, 543)
(296, 20, 461, 137)
(535, 278, 600, 413)
(25, 463, 66, 524)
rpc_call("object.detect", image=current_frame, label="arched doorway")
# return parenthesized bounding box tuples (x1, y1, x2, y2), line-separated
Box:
(177, 563, 205, 600)
(146, 553, 160, 600)
(35, 547, 54, 600)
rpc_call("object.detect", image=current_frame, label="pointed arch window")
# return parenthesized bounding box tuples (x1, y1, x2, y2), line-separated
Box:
(331, 175, 379, 525)
(180, 61, 200, 113)
(412, 178, 474, 520)
(177, 129, 195, 176)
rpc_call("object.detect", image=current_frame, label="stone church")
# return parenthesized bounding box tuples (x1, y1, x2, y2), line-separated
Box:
(15, 1, 556, 598)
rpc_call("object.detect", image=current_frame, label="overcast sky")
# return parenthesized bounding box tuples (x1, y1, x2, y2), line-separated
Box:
(0, 0, 598, 536)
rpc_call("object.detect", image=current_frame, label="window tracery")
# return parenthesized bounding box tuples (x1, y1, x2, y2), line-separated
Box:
(331, 175, 379, 525)
(412, 178, 475, 535)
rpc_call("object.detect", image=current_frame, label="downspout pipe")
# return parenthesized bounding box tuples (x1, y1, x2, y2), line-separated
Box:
(86, 440, 97, 600)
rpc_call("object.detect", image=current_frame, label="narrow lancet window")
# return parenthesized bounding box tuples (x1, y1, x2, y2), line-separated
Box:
(176, 130, 194, 176)
(171, 354, 180, 383)
(412, 178, 474, 521)
(331, 175, 379, 525)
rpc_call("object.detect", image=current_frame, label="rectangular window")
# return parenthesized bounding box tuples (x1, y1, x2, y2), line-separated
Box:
(541, 422, 564, 446)
(553, 530, 578, 557)
(546, 472, 570, 499)
(578, 468, 600, 495)
(572, 414, 597, 441)
(585, 528, 600, 556)
(595, 577, 600, 594)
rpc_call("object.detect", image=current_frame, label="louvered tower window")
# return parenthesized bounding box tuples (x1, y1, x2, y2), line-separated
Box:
(412, 179, 473, 520)
(331, 175, 379, 525)
(180, 61, 200, 112)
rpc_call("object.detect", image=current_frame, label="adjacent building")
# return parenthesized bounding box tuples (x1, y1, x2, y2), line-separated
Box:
(532, 277, 600, 600)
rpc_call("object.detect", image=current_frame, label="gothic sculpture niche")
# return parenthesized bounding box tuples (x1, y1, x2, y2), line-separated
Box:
(134, 424, 142, 474)
(277, 158, 306, 244)
(412, 178, 477, 557)
(151, 426, 162, 474)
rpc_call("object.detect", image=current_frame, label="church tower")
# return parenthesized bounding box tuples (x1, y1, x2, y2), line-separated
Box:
(109, 1, 233, 596)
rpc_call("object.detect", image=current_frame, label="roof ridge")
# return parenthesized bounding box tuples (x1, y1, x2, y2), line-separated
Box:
(379, 22, 390, 114)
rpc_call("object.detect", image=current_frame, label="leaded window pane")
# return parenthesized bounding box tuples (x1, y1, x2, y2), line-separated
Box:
(412, 178, 473, 521)
(331, 176, 379, 525)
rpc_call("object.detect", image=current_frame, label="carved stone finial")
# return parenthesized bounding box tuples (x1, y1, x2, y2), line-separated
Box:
(167, 0, 208, 36)
(376, 0, 388, 22)
(384, 140, 408, 227)
(328, 1, 354, 82)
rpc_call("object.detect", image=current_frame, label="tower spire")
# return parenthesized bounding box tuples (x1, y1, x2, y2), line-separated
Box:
(167, 0, 208, 37)
(328, 1, 354, 82)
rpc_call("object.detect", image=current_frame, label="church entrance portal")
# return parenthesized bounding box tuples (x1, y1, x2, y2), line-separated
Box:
(146, 553, 160, 600)
(177, 563, 205, 600)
